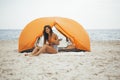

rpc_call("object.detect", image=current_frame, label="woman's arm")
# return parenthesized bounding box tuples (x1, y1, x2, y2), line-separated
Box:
(35, 37, 40, 47)
(51, 33, 61, 45)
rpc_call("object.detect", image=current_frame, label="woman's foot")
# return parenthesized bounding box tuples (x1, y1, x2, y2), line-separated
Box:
(24, 54, 29, 56)
(24, 53, 33, 57)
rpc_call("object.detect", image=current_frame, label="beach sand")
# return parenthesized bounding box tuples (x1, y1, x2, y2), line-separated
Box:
(0, 40, 120, 80)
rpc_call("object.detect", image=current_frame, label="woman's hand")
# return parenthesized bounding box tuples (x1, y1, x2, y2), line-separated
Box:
(51, 38, 62, 45)
(46, 41, 49, 45)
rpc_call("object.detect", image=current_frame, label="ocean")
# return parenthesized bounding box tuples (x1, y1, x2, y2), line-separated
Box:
(0, 29, 120, 41)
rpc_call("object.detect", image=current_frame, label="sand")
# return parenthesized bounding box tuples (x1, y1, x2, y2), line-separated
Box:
(0, 40, 120, 80)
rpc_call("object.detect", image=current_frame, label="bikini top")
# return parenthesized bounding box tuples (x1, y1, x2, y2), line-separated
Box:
(48, 33, 58, 45)
(48, 37, 56, 45)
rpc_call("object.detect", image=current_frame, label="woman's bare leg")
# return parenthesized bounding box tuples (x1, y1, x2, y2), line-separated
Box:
(31, 46, 41, 55)
(66, 45, 75, 49)
(33, 45, 57, 56)
(33, 45, 48, 56)
(25, 46, 41, 56)
(46, 46, 57, 54)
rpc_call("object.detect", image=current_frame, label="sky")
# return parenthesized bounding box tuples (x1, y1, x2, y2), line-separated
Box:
(0, 0, 120, 29)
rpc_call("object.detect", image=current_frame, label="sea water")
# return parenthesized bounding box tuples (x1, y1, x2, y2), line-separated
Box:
(0, 29, 120, 41)
(88, 29, 120, 41)
(0, 29, 21, 40)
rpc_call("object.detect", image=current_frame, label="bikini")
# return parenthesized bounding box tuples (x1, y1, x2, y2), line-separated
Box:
(49, 37, 58, 52)
(53, 45, 58, 52)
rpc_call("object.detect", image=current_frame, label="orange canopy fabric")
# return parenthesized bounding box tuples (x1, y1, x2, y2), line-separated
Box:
(18, 17, 90, 52)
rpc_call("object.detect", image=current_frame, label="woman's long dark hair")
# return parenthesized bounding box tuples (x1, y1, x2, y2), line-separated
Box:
(43, 25, 53, 44)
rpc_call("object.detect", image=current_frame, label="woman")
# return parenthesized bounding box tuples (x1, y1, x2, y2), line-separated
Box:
(65, 37, 75, 49)
(58, 37, 76, 52)
(25, 25, 61, 56)
(62, 37, 82, 52)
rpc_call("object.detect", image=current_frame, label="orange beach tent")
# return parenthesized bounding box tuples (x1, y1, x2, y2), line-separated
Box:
(18, 17, 90, 52)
